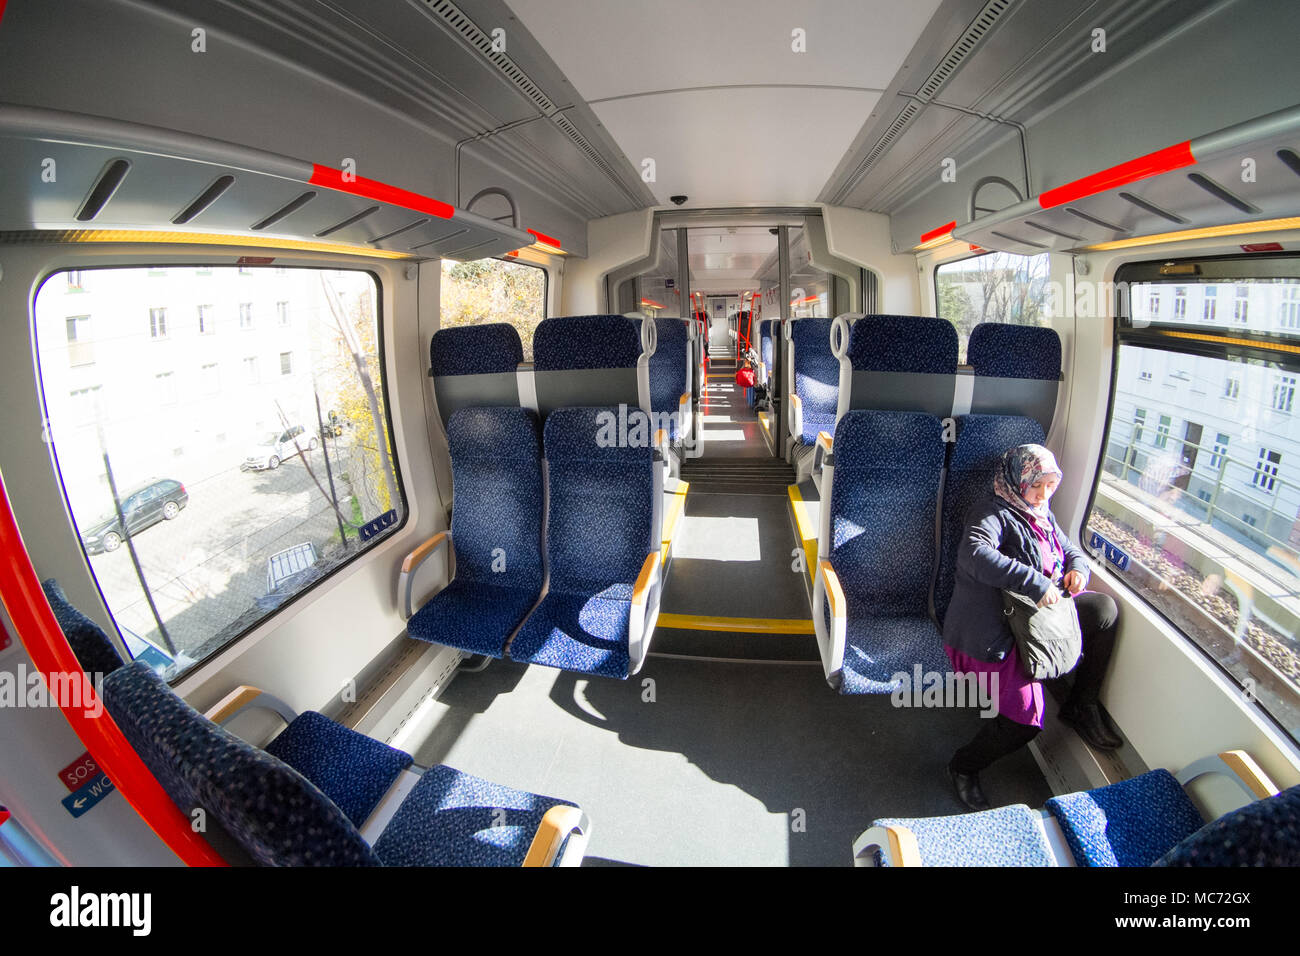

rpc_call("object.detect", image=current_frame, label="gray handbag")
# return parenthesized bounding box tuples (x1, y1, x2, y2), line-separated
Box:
(1001, 590, 1082, 680)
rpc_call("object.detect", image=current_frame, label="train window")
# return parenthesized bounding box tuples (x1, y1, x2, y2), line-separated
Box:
(34, 266, 406, 680)
(934, 251, 1051, 361)
(1084, 262, 1300, 743)
(439, 257, 547, 360)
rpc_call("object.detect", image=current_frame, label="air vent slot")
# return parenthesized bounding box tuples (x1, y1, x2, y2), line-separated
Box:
(1278, 148, 1300, 178)
(370, 218, 430, 244)
(173, 175, 235, 224)
(316, 205, 380, 237)
(251, 191, 316, 231)
(991, 230, 1047, 249)
(1187, 173, 1259, 214)
(422, 0, 556, 116)
(1118, 192, 1186, 224)
(1063, 207, 1129, 233)
(76, 159, 131, 222)
(915, 0, 1013, 101)
(1023, 219, 1085, 243)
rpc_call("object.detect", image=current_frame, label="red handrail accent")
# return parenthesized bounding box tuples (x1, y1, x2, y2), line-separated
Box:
(308, 164, 455, 219)
(0, 471, 227, 866)
(1038, 142, 1194, 209)
(920, 220, 956, 245)
(526, 228, 560, 248)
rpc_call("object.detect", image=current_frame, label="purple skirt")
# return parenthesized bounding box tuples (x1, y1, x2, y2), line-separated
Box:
(945, 645, 1044, 728)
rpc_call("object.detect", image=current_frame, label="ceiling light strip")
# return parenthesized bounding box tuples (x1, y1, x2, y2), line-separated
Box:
(1082, 216, 1300, 251)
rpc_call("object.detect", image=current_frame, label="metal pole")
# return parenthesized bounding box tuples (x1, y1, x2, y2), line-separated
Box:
(316, 392, 348, 549)
(101, 449, 176, 656)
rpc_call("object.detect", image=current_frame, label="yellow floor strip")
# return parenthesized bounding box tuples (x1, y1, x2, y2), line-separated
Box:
(661, 481, 689, 566)
(787, 483, 818, 587)
(657, 613, 814, 634)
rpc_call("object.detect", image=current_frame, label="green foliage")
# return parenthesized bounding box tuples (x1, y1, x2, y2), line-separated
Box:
(441, 258, 546, 358)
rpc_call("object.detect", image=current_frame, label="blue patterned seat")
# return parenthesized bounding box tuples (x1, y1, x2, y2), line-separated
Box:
(532, 314, 650, 417)
(509, 406, 662, 678)
(812, 410, 949, 694)
(406, 406, 544, 658)
(787, 317, 837, 450)
(932, 414, 1046, 627)
(41, 578, 124, 679)
(868, 804, 1056, 867)
(758, 318, 777, 385)
(635, 316, 693, 444)
(100, 661, 588, 866)
(1155, 783, 1300, 866)
(966, 323, 1061, 431)
(1045, 769, 1207, 867)
(428, 323, 525, 427)
(836, 314, 958, 421)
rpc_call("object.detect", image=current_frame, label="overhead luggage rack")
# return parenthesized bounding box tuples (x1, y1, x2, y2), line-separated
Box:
(950, 104, 1300, 255)
(0, 104, 536, 260)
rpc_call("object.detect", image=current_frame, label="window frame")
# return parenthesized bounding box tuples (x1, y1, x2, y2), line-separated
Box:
(437, 255, 548, 357)
(931, 248, 1054, 363)
(1082, 252, 1300, 745)
(32, 263, 409, 684)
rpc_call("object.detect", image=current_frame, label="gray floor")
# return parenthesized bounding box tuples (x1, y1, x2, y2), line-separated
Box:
(412, 656, 1053, 866)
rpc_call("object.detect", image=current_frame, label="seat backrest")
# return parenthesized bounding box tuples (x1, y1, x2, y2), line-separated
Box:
(542, 406, 658, 596)
(102, 661, 380, 866)
(932, 414, 1046, 627)
(41, 578, 124, 680)
(445, 407, 544, 591)
(966, 323, 1061, 432)
(1155, 783, 1300, 866)
(428, 323, 525, 427)
(835, 314, 958, 420)
(786, 317, 837, 442)
(758, 318, 776, 382)
(637, 316, 691, 415)
(827, 410, 946, 616)
(532, 315, 652, 418)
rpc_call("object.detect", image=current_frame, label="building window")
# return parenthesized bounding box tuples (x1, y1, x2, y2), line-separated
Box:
(202, 363, 219, 395)
(243, 356, 259, 384)
(198, 304, 214, 334)
(1132, 408, 1146, 443)
(1154, 414, 1172, 449)
(1138, 370, 1152, 382)
(1253, 448, 1281, 492)
(1173, 286, 1187, 319)
(1203, 286, 1217, 322)
(1281, 287, 1300, 330)
(280, 351, 292, 376)
(1234, 287, 1249, 324)
(66, 270, 85, 291)
(1224, 375, 1240, 399)
(1210, 433, 1229, 469)
(1242, 513, 1258, 527)
(277, 301, 289, 326)
(1147, 290, 1160, 317)
(155, 372, 177, 406)
(149, 307, 167, 339)
(1273, 374, 1296, 413)
(68, 385, 103, 425)
(65, 315, 90, 343)
(239, 303, 253, 329)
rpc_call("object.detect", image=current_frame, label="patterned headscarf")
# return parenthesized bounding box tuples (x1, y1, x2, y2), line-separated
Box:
(994, 444, 1063, 525)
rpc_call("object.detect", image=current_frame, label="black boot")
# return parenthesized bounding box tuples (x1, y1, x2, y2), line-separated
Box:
(947, 762, 991, 812)
(1059, 700, 1123, 751)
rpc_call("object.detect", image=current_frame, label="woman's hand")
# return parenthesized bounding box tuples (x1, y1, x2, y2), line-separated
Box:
(1037, 584, 1062, 608)
(1062, 570, 1086, 595)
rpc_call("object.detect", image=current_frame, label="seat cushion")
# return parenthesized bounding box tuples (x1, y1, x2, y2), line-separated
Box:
(372, 764, 576, 867)
(508, 586, 634, 679)
(875, 804, 1054, 867)
(407, 578, 541, 657)
(264, 711, 413, 828)
(1154, 783, 1300, 867)
(840, 615, 948, 695)
(1045, 769, 1205, 867)
(799, 411, 837, 445)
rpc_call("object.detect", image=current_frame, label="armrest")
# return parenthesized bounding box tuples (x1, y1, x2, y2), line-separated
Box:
(813, 430, 834, 474)
(852, 824, 922, 867)
(677, 391, 692, 442)
(628, 550, 662, 674)
(204, 685, 298, 726)
(522, 805, 591, 867)
(399, 531, 452, 620)
(816, 431, 833, 454)
(789, 393, 803, 439)
(1177, 750, 1279, 801)
(812, 559, 847, 681)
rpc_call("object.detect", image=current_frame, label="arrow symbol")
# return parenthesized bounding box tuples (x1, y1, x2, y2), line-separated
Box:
(73, 798, 86, 809)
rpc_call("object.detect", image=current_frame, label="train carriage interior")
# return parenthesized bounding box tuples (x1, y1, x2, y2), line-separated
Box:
(2, 0, 1300, 871)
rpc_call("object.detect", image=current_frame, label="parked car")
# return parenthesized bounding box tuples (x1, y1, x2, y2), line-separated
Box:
(241, 424, 318, 471)
(80, 478, 188, 554)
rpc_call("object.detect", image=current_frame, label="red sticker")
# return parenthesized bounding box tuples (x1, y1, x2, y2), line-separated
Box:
(58, 751, 101, 792)
(236, 256, 276, 265)
(1241, 242, 1283, 252)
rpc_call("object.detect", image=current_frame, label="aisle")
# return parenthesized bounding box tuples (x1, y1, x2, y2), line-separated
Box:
(653, 344, 818, 662)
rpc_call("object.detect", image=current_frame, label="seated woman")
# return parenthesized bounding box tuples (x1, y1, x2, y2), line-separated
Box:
(944, 444, 1121, 811)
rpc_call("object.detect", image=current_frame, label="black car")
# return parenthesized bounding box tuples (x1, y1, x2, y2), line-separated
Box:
(81, 479, 189, 554)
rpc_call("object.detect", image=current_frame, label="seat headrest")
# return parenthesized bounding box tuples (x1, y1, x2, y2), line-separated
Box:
(41, 579, 124, 679)
(447, 407, 540, 460)
(534, 315, 643, 370)
(845, 315, 957, 373)
(430, 323, 524, 376)
(967, 324, 1061, 380)
(544, 406, 657, 462)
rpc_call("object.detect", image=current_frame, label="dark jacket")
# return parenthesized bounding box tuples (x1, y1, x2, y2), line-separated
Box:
(942, 494, 1090, 663)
